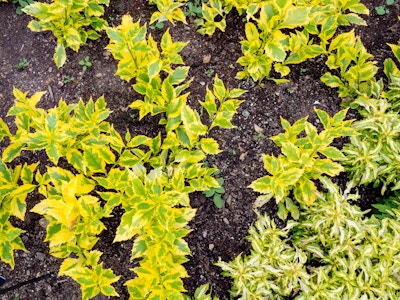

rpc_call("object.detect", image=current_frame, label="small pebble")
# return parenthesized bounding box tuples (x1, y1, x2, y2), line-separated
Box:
(95, 73, 102, 78)
(239, 152, 247, 161)
(242, 110, 250, 117)
(39, 218, 48, 228)
(209, 244, 214, 251)
(223, 217, 229, 225)
(35, 251, 46, 261)
(226, 194, 232, 206)
(203, 54, 211, 64)
(254, 124, 264, 133)
(103, 50, 111, 59)
(202, 230, 208, 238)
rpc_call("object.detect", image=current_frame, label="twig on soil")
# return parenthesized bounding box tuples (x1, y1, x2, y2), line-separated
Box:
(0, 272, 54, 295)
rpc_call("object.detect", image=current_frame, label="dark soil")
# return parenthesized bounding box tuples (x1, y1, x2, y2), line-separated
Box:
(0, 0, 399, 299)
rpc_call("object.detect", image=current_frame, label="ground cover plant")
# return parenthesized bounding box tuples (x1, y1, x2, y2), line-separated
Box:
(0, 0, 400, 299)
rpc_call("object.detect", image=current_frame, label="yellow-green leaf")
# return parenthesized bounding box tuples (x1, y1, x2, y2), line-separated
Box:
(200, 138, 222, 154)
(278, 7, 310, 29)
(54, 43, 67, 68)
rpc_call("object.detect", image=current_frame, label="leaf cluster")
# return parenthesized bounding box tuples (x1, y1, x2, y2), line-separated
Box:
(342, 96, 400, 194)
(336, 45, 400, 199)
(218, 178, 400, 299)
(11, 0, 34, 15)
(321, 30, 378, 99)
(0, 13, 245, 299)
(250, 108, 357, 220)
(191, 0, 368, 83)
(148, 0, 187, 25)
(0, 160, 36, 269)
(22, 0, 110, 67)
(371, 191, 400, 219)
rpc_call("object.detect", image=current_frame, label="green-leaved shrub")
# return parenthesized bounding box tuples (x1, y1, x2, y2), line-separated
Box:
(217, 177, 400, 299)
(250, 108, 357, 220)
(23, 0, 110, 67)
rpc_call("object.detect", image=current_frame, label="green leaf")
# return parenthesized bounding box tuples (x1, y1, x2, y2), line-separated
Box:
(294, 177, 316, 206)
(84, 148, 104, 174)
(3, 143, 25, 163)
(244, 22, 259, 41)
(321, 72, 345, 88)
(313, 159, 344, 177)
(213, 193, 224, 208)
(389, 43, 400, 63)
(169, 67, 189, 85)
(319, 147, 345, 160)
(278, 7, 310, 29)
(148, 60, 161, 78)
(265, 42, 286, 62)
(200, 138, 222, 154)
(54, 43, 67, 68)
(175, 150, 205, 163)
(114, 209, 148, 242)
(181, 105, 208, 135)
(281, 142, 301, 162)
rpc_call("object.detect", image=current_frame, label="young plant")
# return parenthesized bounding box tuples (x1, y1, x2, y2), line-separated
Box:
(218, 177, 400, 298)
(321, 30, 378, 100)
(375, 0, 394, 15)
(149, 20, 165, 30)
(78, 56, 92, 72)
(231, 0, 369, 82)
(250, 108, 357, 220)
(106, 14, 245, 298)
(23, 0, 109, 67)
(184, 0, 203, 18)
(148, 0, 187, 25)
(11, 0, 34, 14)
(341, 97, 400, 194)
(1, 88, 121, 299)
(205, 68, 215, 77)
(203, 174, 225, 208)
(62, 75, 75, 84)
(195, 0, 227, 35)
(375, 5, 389, 15)
(15, 58, 30, 69)
(0, 161, 37, 269)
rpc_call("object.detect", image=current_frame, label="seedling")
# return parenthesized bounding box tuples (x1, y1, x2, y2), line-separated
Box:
(78, 56, 92, 72)
(205, 68, 215, 77)
(253, 132, 266, 142)
(149, 21, 165, 30)
(228, 148, 236, 155)
(375, 5, 389, 15)
(11, 0, 34, 14)
(62, 75, 75, 83)
(203, 176, 225, 208)
(15, 58, 30, 69)
(184, 0, 202, 18)
(375, 0, 394, 15)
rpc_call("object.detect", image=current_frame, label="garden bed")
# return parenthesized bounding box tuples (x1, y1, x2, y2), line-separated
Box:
(0, 0, 399, 298)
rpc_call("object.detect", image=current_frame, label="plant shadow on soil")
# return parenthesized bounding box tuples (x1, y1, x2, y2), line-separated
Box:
(0, 0, 399, 299)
